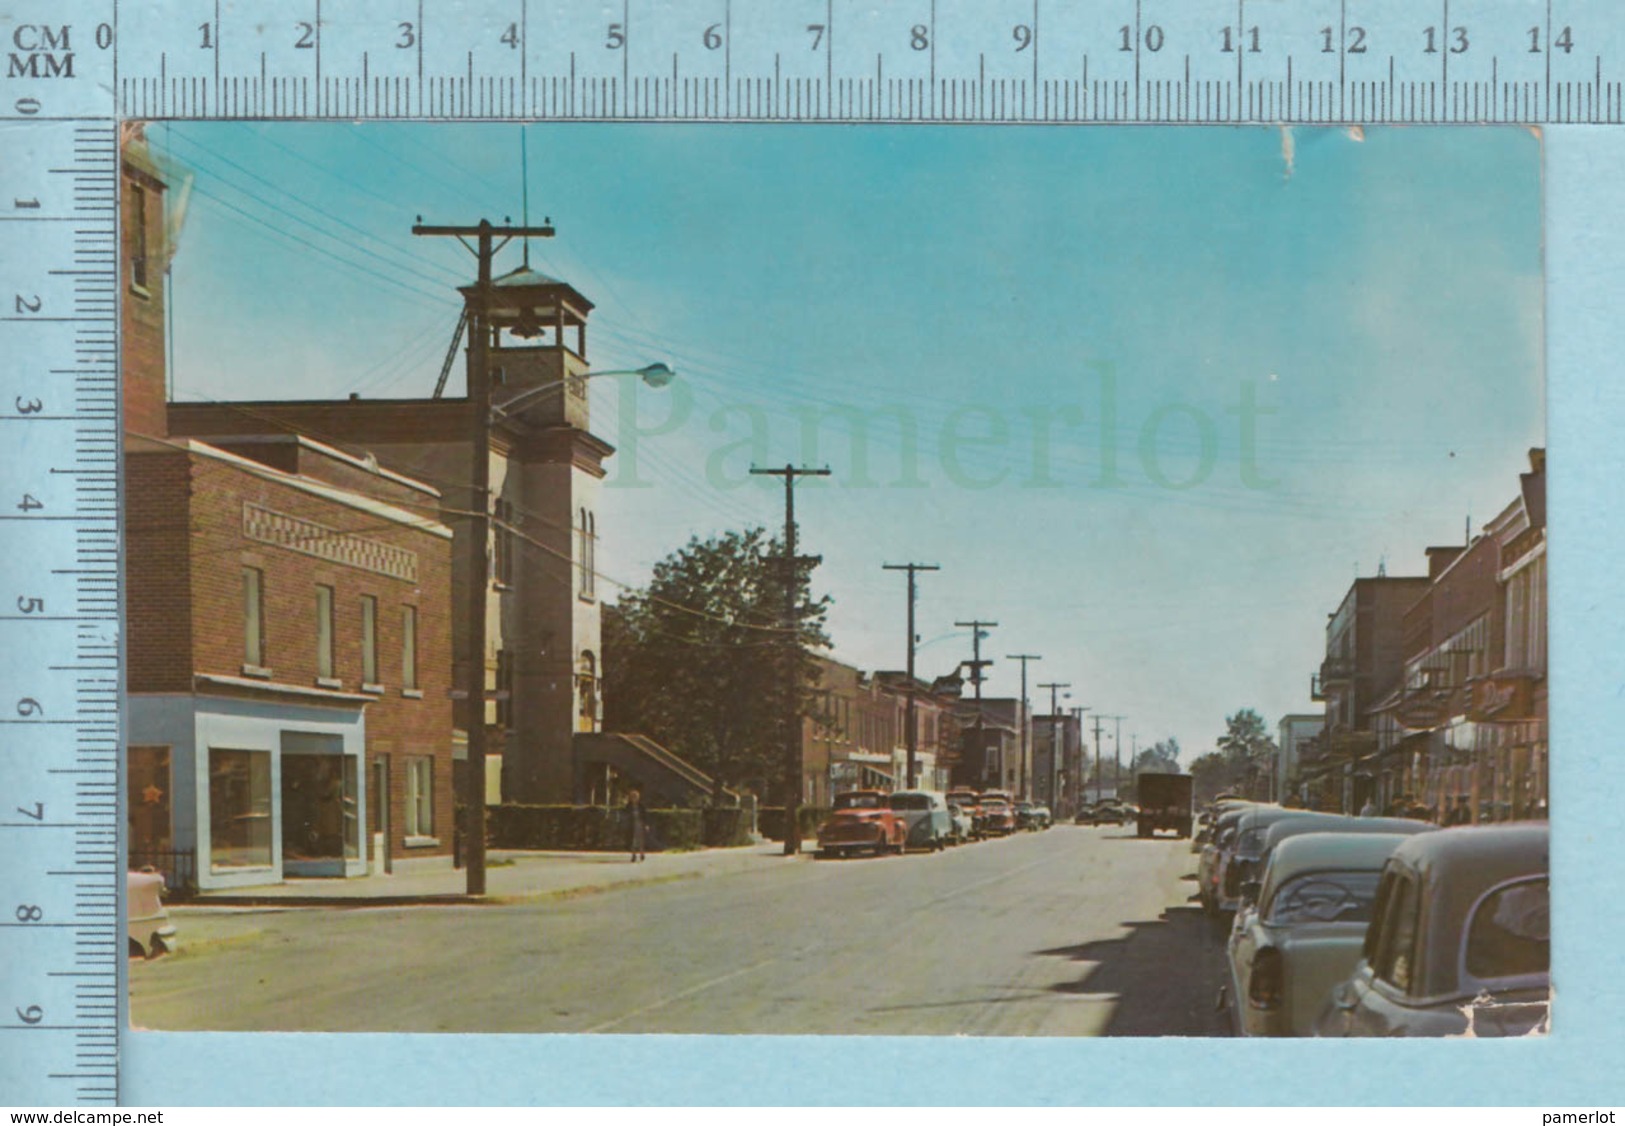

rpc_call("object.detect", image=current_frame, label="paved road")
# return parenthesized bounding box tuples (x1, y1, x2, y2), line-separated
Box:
(131, 825, 1231, 1035)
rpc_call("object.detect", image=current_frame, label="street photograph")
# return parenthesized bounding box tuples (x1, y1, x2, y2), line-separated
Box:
(118, 122, 1546, 1037)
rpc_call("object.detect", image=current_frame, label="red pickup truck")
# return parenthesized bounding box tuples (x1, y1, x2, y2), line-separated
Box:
(816, 790, 908, 857)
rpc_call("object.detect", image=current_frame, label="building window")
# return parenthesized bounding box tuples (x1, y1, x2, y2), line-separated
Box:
(406, 757, 434, 838)
(577, 651, 598, 732)
(361, 595, 379, 685)
(401, 605, 418, 690)
(315, 585, 335, 679)
(129, 182, 149, 293)
(587, 511, 596, 598)
(493, 499, 515, 588)
(242, 567, 264, 667)
(495, 649, 512, 729)
(208, 748, 272, 869)
(578, 508, 591, 598)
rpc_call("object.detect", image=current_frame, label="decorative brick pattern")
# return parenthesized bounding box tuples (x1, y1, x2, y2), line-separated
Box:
(243, 502, 419, 583)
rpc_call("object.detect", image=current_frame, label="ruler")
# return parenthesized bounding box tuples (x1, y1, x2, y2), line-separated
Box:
(0, 115, 122, 1107)
(0, 0, 1616, 1108)
(0, 0, 1621, 124)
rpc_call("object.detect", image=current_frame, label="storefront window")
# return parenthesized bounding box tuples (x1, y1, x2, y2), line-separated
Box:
(128, 745, 172, 854)
(281, 732, 359, 862)
(209, 748, 272, 869)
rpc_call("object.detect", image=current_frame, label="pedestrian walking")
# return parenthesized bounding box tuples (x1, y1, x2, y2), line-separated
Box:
(627, 788, 647, 862)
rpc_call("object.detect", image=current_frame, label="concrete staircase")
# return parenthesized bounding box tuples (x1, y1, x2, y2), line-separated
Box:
(573, 732, 740, 807)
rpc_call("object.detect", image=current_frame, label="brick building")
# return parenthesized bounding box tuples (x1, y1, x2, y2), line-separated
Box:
(167, 267, 622, 808)
(1368, 449, 1547, 823)
(1304, 573, 1430, 812)
(804, 656, 960, 803)
(122, 132, 457, 890)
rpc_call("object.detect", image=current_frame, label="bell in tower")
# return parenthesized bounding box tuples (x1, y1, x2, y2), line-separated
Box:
(465, 265, 597, 431)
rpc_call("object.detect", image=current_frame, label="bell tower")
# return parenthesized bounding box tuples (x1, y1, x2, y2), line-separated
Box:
(466, 266, 596, 431)
(459, 261, 610, 806)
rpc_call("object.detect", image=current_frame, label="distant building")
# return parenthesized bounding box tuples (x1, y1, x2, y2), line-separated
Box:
(1305, 573, 1430, 812)
(1031, 711, 1085, 817)
(1275, 713, 1324, 803)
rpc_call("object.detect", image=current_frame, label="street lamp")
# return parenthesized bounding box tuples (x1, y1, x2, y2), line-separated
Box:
(489, 362, 676, 422)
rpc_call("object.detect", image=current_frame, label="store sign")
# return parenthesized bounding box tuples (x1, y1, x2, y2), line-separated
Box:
(1469, 674, 1535, 721)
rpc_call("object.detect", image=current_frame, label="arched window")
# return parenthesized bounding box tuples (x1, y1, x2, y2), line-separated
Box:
(577, 651, 599, 731)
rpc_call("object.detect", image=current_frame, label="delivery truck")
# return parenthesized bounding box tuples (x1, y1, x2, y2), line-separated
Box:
(1135, 773, 1194, 838)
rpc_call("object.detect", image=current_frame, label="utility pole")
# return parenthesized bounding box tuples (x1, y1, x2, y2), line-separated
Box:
(1037, 682, 1071, 806)
(1091, 715, 1104, 803)
(1111, 715, 1127, 799)
(1006, 654, 1041, 799)
(1067, 705, 1090, 819)
(750, 463, 831, 856)
(884, 562, 940, 789)
(412, 217, 555, 897)
(955, 620, 997, 787)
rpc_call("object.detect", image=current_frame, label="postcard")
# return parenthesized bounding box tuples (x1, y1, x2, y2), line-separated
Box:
(115, 121, 1550, 1048)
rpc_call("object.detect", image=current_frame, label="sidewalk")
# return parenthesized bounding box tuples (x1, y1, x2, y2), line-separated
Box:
(180, 840, 812, 908)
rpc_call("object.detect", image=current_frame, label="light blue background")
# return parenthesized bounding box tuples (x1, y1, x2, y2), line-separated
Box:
(120, 126, 1623, 1106)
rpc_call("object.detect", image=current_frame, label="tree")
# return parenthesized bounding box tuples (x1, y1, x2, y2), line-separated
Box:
(1132, 737, 1181, 776)
(1189, 751, 1233, 803)
(603, 526, 831, 803)
(1216, 708, 1278, 800)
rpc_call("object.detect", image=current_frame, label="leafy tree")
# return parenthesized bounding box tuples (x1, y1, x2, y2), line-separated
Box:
(1133, 737, 1181, 775)
(1189, 751, 1234, 803)
(603, 526, 831, 803)
(1187, 711, 1282, 803)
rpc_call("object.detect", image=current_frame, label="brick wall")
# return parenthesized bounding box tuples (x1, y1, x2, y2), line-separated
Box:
(120, 156, 168, 439)
(125, 450, 194, 693)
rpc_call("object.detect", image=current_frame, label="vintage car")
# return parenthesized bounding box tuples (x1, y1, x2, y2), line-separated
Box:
(888, 790, 953, 851)
(1199, 803, 1264, 914)
(977, 793, 1017, 836)
(1014, 801, 1040, 831)
(1224, 832, 1413, 1036)
(1030, 804, 1053, 829)
(1231, 814, 1437, 929)
(816, 790, 909, 857)
(127, 868, 178, 959)
(945, 801, 976, 844)
(1315, 823, 1549, 1038)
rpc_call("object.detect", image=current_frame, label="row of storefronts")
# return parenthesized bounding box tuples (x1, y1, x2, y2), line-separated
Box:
(1298, 450, 1547, 823)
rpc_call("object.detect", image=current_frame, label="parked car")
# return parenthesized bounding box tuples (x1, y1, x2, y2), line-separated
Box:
(1315, 823, 1549, 1038)
(1014, 801, 1040, 831)
(1030, 804, 1053, 829)
(946, 801, 976, 844)
(816, 790, 908, 857)
(1199, 803, 1269, 915)
(978, 794, 1017, 836)
(1224, 832, 1414, 1036)
(888, 789, 952, 851)
(1091, 800, 1132, 826)
(1232, 815, 1437, 928)
(127, 868, 178, 959)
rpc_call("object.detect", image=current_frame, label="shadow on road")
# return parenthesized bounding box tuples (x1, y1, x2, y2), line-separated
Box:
(1037, 906, 1232, 1036)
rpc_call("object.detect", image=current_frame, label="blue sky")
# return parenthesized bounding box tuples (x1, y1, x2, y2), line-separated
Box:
(157, 122, 1542, 760)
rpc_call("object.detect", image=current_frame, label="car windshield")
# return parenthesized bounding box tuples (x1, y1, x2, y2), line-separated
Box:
(1267, 870, 1383, 925)
(835, 793, 883, 810)
(983, 800, 1009, 810)
(1465, 878, 1549, 980)
(888, 794, 931, 811)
